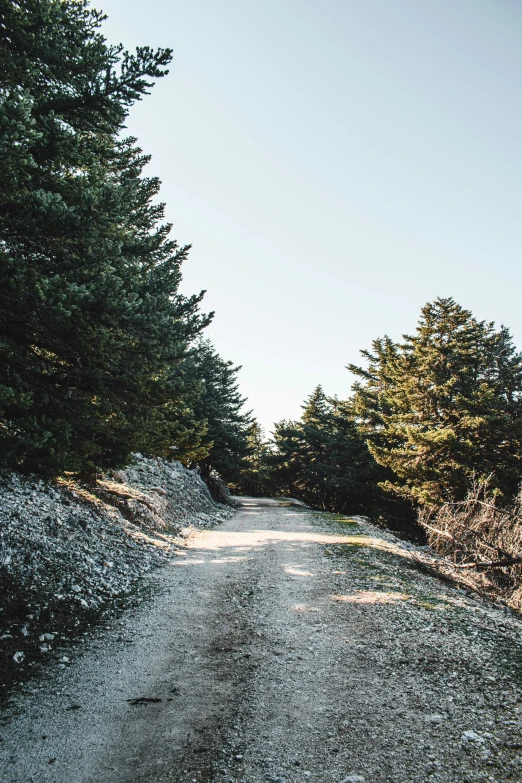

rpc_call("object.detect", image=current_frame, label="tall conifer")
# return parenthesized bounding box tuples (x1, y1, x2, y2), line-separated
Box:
(234, 421, 273, 496)
(0, 0, 209, 473)
(270, 387, 388, 514)
(178, 340, 252, 483)
(350, 298, 522, 506)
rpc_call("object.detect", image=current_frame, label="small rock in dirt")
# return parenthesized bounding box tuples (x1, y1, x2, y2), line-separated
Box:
(462, 730, 485, 743)
(426, 713, 445, 723)
(12, 651, 24, 664)
(341, 776, 366, 783)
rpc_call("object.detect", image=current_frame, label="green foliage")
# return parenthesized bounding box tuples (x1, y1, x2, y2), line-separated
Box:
(233, 420, 274, 496)
(269, 386, 389, 514)
(0, 0, 209, 474)
(177, 340, 252, 483)
(350, 297, 522, 507)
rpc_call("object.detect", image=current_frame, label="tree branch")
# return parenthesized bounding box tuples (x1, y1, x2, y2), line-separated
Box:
(454, 557, 522, 570)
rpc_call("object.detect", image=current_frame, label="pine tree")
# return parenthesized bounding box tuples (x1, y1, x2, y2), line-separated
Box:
(0, 0, 209, 474)
(178, 340, 252, 483)
(270, 387, 388, 514)
(234, 420, 273, 496)
(350, 297, 522, 506)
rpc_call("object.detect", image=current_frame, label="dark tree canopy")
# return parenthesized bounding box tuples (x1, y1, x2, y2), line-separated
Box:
(349, 298, 522, 507)
(177, 340, 252, 483)
(269, 386, 392, 515)
(0, 0, 209, 474)
(233, 420, 274, 497)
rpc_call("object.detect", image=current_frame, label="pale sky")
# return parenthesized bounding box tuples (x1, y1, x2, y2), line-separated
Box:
(100, 0, 522, 434)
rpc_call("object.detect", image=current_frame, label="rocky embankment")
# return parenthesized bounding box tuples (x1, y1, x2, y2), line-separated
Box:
(0, 456, 233, 696)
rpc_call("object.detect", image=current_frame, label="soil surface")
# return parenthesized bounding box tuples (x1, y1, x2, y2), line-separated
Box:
(2, 497, 522, 783)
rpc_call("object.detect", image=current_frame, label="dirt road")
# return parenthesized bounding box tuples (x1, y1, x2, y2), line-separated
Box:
(2, 498, 522, 783)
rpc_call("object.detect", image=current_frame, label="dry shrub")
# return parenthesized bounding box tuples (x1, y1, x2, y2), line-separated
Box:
(418, 481, 522, 610)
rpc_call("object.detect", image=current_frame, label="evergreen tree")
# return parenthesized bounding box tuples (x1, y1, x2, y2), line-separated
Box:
(350, 298, 522, 506)
(270, 386, 388, 514)
(235, 420, 274, 496)
(272, 386, 333, 510)
(178, 340, 252, 483)
(0, 0, 209, 474)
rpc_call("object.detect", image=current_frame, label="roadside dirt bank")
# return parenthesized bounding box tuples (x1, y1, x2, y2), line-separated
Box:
(0, 456, 232, 695)
(2, 498, 522, 783)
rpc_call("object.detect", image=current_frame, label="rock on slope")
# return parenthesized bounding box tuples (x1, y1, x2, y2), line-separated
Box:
(0, 455, 233, 694)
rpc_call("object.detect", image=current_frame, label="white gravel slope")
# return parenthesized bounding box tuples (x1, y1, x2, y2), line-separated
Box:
(0, 455, 232, 683)
(2, 498, 522, 783)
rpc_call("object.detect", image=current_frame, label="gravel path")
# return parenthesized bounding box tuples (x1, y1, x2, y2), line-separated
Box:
(2, 497, 522, 783)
